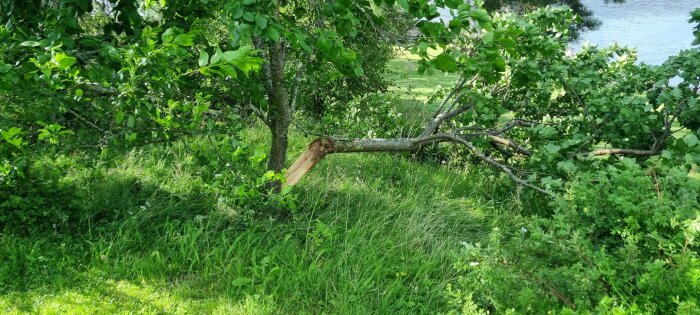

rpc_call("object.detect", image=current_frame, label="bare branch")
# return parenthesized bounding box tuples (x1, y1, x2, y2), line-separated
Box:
(66, 108, 106, 133)
(442, 134, 554, 197)
(289, 63, 306, 112)
(420, 105, 472, 137)
(488, 135, 532, 156)
(433, 76, 467, 117)
(589, 148, 660, 156)
(81, 82, 118, 95)
(286, 133, 551, 197)
(247, 104, 270, 126)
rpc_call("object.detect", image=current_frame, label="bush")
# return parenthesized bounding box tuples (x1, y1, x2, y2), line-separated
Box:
(0, 155, 81, 233)
(314, 92, 414, 139)
(448, 161, 700, 313)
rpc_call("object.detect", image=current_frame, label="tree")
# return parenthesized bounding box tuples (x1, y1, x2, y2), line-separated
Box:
(224, 0, 404, 187)
(285, 3, 700, 197)
(482, 0, 626, 39)
(2, 0, 699, 198)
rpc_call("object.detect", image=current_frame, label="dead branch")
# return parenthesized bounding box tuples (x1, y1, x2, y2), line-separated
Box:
(589, 148, 660, 156)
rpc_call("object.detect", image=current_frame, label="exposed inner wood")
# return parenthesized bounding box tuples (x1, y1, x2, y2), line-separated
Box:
(284, 139, 331, 187)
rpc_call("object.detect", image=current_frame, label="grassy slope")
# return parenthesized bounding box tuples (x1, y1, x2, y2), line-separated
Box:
(0, 56, 514, 314)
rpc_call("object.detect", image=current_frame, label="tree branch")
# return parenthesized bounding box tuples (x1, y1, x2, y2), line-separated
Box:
(285, 133, 552, 197)
(589, 148, 660, 156)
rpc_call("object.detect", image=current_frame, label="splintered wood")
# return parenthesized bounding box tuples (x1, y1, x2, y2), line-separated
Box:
(284, 139, 330, 187)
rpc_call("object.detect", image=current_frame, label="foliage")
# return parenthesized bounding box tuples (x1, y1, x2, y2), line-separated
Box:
(482, 0, 626, 40)
(390, 4, 700, 196)
(296, 6, 414, 117)
(449, 162, 700, 313)
(0, 127, 25, 185)
(1, 0, 700, 313)
(315, 92, 412, 139)
(0, 0, 265, 158)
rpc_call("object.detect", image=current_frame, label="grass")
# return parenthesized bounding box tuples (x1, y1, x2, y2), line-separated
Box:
(0, 55, 517, 314)
(386, 48, 461, 124)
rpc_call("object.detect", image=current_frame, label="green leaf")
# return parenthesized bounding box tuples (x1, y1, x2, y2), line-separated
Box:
(444, 0, 462, 9)
(255, 15, 268, 29)
(433, 53, 457, 72)
(127, 115, 135, 128)
(75, 89, 83, 97)
(174, 34, 194, 46)
(295, 33, 311, 53)
(491, 57, 506, 71)
(211, 48, 223, 64)
(218, 64, 238, 78)
(198, 67, 211, 76)
(397, 0, 409, 10)
(467, 9, 490, 23)
(483, 31, 494, 44)
(161, 27, 178, 44)
(198, 50, 210, 67)
(1, 127, 22, 140)
(2, 127, 23, 149)
(354, 66, 364, 77)
(221, 49, 247, 63)
(54, 53, 76, 70)
(497, 38, 517, 49)
(684, 133, 699, 147)
(115, 111, 125, 124)
(0, 64, 11, 73)
(267, 27, 280, 42)
(544, 143, 561, 154)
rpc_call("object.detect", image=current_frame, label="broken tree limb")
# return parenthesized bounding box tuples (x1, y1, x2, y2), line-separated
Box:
(283, 134, 552, 197)
(589, 148, 660, 156)
(285, 139, 331, 186)
(284, 135, 453, 187)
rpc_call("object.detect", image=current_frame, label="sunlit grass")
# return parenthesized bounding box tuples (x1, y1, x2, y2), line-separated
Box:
(0, 54, 513, 314)
(387, 50, 460, 108)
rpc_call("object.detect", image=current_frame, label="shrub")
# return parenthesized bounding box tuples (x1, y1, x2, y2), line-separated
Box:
(0, 155, 81, 233)
(314, 92, 413, 139)
(449, 161, 700, 313)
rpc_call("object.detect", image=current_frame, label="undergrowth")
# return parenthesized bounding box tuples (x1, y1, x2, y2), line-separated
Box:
(0, 126, 513, 314)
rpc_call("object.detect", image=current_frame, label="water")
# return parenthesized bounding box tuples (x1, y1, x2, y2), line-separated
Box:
(576, 0, 698, 64)
(438, 1, 699, 65)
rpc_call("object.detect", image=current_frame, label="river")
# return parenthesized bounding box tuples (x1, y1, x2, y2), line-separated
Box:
(578, 0, 698, 65)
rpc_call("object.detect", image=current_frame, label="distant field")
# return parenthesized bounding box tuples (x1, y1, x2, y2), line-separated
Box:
(385, 49, 460, 126)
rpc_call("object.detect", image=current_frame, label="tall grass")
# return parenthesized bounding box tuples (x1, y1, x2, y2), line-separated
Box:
(0, 129, 518, 313)
(0, 52, 521, 313)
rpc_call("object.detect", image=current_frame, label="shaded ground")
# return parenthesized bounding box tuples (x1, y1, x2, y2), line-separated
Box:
(0, 54, 514, 314)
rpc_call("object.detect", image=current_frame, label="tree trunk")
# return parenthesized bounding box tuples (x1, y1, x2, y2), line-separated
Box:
(260, 37, 291, 192)
(267, 119, 290, 173)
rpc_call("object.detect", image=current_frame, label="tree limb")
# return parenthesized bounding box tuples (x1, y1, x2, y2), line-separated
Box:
(285, 133, 551, 197)
(589, 148, 660, 156)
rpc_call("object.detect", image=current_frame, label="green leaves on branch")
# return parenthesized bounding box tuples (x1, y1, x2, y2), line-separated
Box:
(37, 121, 74, 145)
(1, 128, 24, 150)
(690, 8, 700, 45)
(197, 45, 262, 78)
(53, 53, 76, 70)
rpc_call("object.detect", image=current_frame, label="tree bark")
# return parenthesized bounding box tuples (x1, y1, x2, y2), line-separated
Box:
(284, 134, 555, 196)
(284, 135, 453, 186)
(255, 33, 291, 192)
